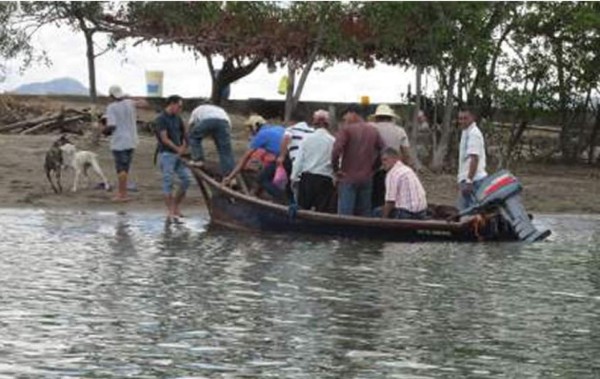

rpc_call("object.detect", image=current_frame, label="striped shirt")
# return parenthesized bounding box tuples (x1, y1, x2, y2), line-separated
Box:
(284, 122, 314, 161)
(385, 161, 427, 212)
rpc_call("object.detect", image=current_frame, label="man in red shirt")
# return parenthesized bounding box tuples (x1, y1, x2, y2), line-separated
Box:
(332, 104, 384, 216)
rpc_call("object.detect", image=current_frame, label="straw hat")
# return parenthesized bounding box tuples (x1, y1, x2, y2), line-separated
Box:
(244, 114, 267, 129)
(373, 104, 398, 119)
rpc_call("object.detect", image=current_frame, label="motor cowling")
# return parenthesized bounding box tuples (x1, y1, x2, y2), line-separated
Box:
(461, 170, 551, 242)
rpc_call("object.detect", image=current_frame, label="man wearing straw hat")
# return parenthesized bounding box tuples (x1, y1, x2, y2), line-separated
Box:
(370, 104, 413, 209)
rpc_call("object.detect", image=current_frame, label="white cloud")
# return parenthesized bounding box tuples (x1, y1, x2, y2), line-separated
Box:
(0, 23, 430, 104)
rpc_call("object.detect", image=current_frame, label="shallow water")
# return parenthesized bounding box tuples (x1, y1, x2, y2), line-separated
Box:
(0, 209, 599, 378)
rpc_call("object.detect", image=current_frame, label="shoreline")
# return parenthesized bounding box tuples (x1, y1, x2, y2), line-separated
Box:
(1, 132, 599, 216)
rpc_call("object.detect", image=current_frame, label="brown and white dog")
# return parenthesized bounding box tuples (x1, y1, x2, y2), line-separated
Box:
(44, 135, 72, 193)
(60, 143, 110, 192)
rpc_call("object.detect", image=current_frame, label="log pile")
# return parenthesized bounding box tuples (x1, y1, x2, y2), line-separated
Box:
(0, 108, 95, 135)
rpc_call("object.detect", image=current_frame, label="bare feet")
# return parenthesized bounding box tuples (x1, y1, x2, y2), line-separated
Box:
(112, 195, 132, 202)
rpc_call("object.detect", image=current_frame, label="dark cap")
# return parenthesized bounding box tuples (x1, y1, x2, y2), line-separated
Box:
(342, 103, 363, 116)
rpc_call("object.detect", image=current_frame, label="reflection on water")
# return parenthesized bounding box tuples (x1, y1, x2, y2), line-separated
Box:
(0, 209, 599, 378)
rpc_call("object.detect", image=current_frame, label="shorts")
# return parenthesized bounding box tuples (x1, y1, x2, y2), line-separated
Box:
(112, 149, 134, 173)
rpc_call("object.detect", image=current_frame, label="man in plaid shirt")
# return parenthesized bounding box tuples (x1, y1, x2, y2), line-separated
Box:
(375, 147, 428, 220)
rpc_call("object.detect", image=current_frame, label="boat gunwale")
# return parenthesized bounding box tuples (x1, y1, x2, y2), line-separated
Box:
(190, 166, 473, 233)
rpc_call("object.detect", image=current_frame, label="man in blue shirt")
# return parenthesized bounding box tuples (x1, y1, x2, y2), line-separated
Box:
(223, 114, 286, 202)
(155, 95, 192, 222)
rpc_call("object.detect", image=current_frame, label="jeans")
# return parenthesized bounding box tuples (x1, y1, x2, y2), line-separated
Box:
(337, 181, 373, 216)
(159, 152, 192, 195)
(457, 178, 485, 211)
(189, 118, 235, 175)
(112, 149, 134, 173)
(258, 161, 285, 202)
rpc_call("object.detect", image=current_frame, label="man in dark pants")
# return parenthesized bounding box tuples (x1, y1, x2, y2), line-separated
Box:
(291, 110, 335, 212)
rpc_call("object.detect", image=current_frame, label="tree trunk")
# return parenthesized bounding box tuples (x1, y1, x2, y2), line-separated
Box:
(502, 73, 541, 167)
(83, 29, 97, 104)
(284, 65, 296, 122)
(207, 56, 261, 105)
(430, 67, 456, 172)
(588, 106, 600, 165)
(410, 66, 424, 171)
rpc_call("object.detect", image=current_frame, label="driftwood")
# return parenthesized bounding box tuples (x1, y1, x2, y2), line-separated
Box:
(20, 114, 87, 135)
(0, 109, 93, 135)
(0, 112, 60, 133)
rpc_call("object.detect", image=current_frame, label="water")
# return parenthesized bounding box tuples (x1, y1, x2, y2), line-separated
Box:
(0, 209, 599, 378)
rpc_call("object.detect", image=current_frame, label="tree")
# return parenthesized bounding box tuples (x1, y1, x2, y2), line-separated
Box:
(20, 2, 115, 103)
(0, 2, 40, 81)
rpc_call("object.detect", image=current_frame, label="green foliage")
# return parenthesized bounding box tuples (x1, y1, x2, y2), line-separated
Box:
(0, 2, 39, 79)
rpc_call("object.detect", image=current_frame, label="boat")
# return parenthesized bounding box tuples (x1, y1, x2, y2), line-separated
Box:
(189, 165, 551, 243)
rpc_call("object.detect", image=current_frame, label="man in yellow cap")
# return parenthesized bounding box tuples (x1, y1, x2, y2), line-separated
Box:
(223, 114, 287, 202)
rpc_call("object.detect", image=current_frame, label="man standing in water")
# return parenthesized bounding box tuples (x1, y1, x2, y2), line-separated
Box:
(104, 85, 148, 202)
(457, 108, 487, 210)
(155, 95, 191, 223)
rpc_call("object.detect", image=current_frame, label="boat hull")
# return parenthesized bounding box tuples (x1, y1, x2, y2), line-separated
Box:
(191, 167, 519, 242)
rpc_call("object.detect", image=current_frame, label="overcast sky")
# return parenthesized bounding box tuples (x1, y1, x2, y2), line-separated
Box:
(0, 23, 436, 104)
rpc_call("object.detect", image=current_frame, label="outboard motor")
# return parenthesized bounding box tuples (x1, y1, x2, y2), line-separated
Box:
(459, 170, 551, 242)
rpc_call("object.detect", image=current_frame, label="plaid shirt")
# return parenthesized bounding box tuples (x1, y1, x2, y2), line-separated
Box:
(385, 161, 427, 212)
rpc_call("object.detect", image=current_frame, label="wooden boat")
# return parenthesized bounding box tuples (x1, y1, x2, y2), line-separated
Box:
(189, 166, 549, 242)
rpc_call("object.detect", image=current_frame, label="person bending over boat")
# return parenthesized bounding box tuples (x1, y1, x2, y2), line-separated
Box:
(332, 104, 385, 216)
(187, 102, 235, 176)
(291, 110, 335, 212)
(223, 115, 286, 202)
(456, 107, 487, 210)
(373, 147, 428, 220)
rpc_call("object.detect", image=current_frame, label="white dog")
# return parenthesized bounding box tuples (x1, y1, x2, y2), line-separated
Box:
(60, 143, 110, 192)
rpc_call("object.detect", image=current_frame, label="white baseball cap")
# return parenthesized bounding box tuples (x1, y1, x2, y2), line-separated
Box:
(108, 85, 124, 99)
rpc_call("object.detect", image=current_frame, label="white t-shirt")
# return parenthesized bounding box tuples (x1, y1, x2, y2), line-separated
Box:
(457, 123, 487, 182)
(106, 99, 138, 151)
(189, 104, 230, 125)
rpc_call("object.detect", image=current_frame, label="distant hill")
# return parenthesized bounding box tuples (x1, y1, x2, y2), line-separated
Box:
(13, 77, 89, 96)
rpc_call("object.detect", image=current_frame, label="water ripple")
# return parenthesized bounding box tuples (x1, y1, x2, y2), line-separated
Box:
(0, 210, 599, 378)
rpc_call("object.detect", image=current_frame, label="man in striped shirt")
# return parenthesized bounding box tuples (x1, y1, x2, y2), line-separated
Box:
(376, 147, 428, 220)
(277, 110, 314, 200)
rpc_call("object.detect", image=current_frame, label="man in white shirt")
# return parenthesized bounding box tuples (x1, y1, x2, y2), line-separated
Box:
(104, 85, 148, 202)
(188, 103, 235, 175)
(291, 110, 335, 212)
(457, 108, 488, 210)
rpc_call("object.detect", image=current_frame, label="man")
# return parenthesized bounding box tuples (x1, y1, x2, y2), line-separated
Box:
(375, 147, 428, 219)
(371, 104, 412, 164)
(291, 110, 335, 212)
(188, 102, 235, 176)
(457, 108, 488, 210)
(277, 110, 314, 168)
(223, 114, 286, 202)
(332, 104, 384, 216)
(370, 104, 413, 208)
(155, 95, 192, 222)
(277, 110, 314, 199)
(104, 85, 148, 202)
